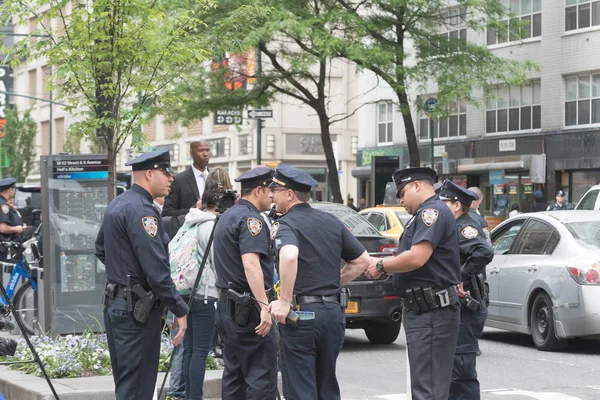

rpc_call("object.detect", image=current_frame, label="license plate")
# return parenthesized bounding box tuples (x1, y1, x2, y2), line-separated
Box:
(345, 300, 359, 314)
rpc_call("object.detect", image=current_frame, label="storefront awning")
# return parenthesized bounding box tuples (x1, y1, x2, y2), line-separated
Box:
(458, 160, 525, 172)
(351, 165, 371, 179)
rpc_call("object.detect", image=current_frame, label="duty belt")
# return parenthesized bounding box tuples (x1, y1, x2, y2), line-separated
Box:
(294, 294, 339, 306)
(401, 285, 460, 314)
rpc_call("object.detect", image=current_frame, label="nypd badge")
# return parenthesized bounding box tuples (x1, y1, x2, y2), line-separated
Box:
(421, 209, 439, 227)
(461, 226, 479, 239)
(247, 217, 263, 236)
(0, 204, 8, 214)
(142, 216, 158, 238)
(270, 222, 280, 240)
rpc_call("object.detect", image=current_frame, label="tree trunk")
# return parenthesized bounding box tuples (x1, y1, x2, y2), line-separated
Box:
(397, 88, 420, 167)
(318, 112, 343, 203)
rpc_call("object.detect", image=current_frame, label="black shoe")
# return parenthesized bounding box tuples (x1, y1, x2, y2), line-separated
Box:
(476, 350, 482, 356)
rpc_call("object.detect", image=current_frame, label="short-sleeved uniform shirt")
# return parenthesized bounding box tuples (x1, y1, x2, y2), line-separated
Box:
(471, 211, 491, 245)
(0, 196, 19, 246)
(392, 195, 460, 294)
(547, 202, 567, 211)
(95, 184, 188, 318)
(456, 212, 494, 291)
(273, 203, 365, 296)
(214, 199, 274, 291)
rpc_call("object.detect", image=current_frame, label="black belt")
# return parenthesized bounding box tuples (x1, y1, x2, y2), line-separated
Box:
(295, 294, 339, 305)
(113, 285, 127, 298)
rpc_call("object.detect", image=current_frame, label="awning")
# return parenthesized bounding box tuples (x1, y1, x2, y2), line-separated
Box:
(351, 165, 371, 179)
(458, 160, 525, 172)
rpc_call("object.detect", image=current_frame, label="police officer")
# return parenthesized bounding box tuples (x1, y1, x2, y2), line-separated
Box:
(365, 167, 460, 400)
(213, 166, 278, 400)
(547, 189, 568, 210)
(439, 180, 494, 400)
(0, 178, 26, 260)
(267, 164, 369, 400)
(95, 149, 188, 400)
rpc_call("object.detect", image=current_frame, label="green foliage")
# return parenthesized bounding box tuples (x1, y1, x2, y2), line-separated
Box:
(2, 106, 37, 181)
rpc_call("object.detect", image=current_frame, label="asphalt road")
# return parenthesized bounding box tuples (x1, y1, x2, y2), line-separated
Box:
(336, 326, 600, 400)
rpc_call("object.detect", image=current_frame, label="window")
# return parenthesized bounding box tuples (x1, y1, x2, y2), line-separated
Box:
(486, 80, 541, 133)
(419, 98, 467, 139)
(566, 0, 600, 31)
(441, 7, 467, 44)
(577, 189, 599, 210)
(487, 0, 542, 45)
(492, 221, 524, 255)
(565, 73, 600, 126)
(366, 212, 388, 232)
(377, 102, 393, 144)
(514, 220, 558, 255)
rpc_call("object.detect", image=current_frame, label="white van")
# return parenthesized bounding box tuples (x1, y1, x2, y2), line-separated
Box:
(575, 184, 600, 210)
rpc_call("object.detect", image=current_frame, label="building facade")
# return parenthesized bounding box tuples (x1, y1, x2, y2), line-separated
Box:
(353, 0, 600, 217)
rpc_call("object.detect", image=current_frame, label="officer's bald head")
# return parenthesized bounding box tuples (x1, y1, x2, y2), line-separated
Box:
(468, 186, 483, 211)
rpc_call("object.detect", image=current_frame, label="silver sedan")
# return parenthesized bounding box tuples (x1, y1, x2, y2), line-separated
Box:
(487, 210, 600, 351)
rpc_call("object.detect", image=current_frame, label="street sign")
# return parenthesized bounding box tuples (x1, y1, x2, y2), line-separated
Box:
(247, 109, 273, 119)
(214, 110, 242, 125)
(424, 97, 437, 114)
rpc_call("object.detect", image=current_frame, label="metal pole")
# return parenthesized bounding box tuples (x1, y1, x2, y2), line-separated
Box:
(430, 117, 434, 169)
(49, 77, 53, 155)
(256, 48, 262, 166)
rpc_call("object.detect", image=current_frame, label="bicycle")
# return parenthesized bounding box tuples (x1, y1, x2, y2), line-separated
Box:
(0, 240, 41, 335)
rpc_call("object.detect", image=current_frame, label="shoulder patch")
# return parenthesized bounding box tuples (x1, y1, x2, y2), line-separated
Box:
(461, 226, 479, 239)
(421, 209, 439, 227)
(247, 217, 263, 236)
(1, 204, 8, 214)
(482, 227, 491, 242)
(142, 216, 158, 238)
(270, 222, 280, 240)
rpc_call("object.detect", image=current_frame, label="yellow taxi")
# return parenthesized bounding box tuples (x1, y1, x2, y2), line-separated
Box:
(359, 206, 412, 241)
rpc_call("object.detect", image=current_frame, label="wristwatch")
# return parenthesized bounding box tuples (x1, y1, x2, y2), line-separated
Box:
(376, 259, 386, 274)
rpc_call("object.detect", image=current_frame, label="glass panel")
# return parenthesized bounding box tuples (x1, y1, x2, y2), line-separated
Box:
(509, 18, 520, 41)
(521, 83, 532, 105)
(565, 6, 577, 31)
(521, 15, 532, 38)
(521, 0, 531, 14)
(498, 85, 509, 108)
(420, 119, 429, 139)
(579, 75, 591, 99)
(486, 110, 496, 133)
(449, 115, 458, 136)
(592, 99, 600, 124)
(492, 221, 524, 255)
(449, 30, 459, 40)
(439, 118, 448, 138)
(510, 86, 520, 106)
(593, 74, 600, 97)
(580, 3, 591, 29)
(515, 220, 554, 255)
(387, 122, 393, 142)
(532, 0, 541, 12)
(521, 106, 532, 129)
(487, 91, 496, 110)
(459, 98, 467, 112)
(566, 0, 578, 5)
(575, 188, 600, 210)
(450, 100, 458, 113)
(460, 114, 466, 136)
(378, 103, 387, 122)
(565, 102, 577, 126)
(498, 109, 508, 131)
(378, 124, 386, 143)
(579, 99, 591, 124)
(566, 76, 578, 101)
(533, 80, 541, 104)
(532, 105, 541, 128)
(593, 1, 600, 26)
(487, 28, 497, 45)
(498, 20, 509, 43)
(532, 13, 542, 37)
(432, 118, 439, 138)
(510, 0, 520, 14)
(460, 29, 467, 43)
(509, 108, 520, 130)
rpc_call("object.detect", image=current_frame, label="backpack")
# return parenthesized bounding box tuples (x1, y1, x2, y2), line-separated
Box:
(169, 222, 204, 295)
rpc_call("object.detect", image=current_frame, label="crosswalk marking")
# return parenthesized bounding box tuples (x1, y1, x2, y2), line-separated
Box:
(490, 389, 582, 399)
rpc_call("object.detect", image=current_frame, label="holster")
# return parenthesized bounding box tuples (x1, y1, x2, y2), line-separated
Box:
(131, 285, 156, 324)
(225, 287, 254, 327)
(339, 287, 349, 309)
(102, 283, 116, 308)
(460, 294, 481, 311)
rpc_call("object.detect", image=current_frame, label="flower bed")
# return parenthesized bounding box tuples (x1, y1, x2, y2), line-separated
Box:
(0, 331, 216, 379)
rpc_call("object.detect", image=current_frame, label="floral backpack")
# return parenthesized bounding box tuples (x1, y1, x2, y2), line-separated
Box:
(169, 223, 203, 295)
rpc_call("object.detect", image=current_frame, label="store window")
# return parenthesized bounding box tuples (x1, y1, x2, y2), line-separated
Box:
(565, 0, 600, 31)
(487, 80, 541, 133)
(419, 98, 467, 139)
(565, 73, 600, 127)
(377, 102, 394, 145)
(487, 0, 542, 45)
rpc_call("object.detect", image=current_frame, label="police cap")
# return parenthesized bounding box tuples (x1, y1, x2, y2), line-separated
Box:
(392, 167, 436, 197)
(433, 181, 443, 194)
(556, 189, 566, 197)
(0, 178, 16, 191)
(234, 166, 274, 189)
(439, 179, 478, 206)
(125, 149, 175, 175)
(269, 163, 318, 193)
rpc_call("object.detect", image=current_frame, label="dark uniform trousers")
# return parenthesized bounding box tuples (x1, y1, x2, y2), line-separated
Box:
(215, 301, 278, 400)
(449, 302, 488, 400)
(279, 303, 345, 400)
(404, 306, 460, 400)
(103, 297, 162, 400)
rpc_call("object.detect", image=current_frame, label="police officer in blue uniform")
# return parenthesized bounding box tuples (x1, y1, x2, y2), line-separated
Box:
(213, 166, 278, 400)
(268, 164, 370, 400)
(439, 180, 494, 400)
(547, 189, 568, 210)
(0, 178, 26, 260)
(365, 167, 461, 400)
(95, 149, 189, 400)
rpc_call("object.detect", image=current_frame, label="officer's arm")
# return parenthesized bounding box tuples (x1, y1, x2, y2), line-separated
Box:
(241, 253, 269, 308)
(460, 240, 494, 280)
(379, 242, 433, 273)
(341, 251, 370, 285)
(0, 222, 22, 234)
(95, 221, 106, 264)
(340, 224, 371, 284)
(162, 179, 181, 217)
(277, 245, 298, 304)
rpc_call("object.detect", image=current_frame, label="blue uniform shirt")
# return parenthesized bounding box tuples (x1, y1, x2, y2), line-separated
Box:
(214, 199, 274, 290)
(95, 184, 188, 318)
(471, 211, 491, 244)
(0, 196, 19, 246)
(547, 202, 567, 211)
(392, 195, 460, 293)
(456, 212, 494, 289)
(273, 203, 365, 296)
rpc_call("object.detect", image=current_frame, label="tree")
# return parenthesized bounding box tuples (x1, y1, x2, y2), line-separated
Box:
(0, 0, 242, 199)
(332, 0, 539, 166)
(2, 106, 37, 181)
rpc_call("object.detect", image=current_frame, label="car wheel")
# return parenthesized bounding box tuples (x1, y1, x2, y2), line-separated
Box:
(530, 292, 567, 352)
(364, 321, 401, 344)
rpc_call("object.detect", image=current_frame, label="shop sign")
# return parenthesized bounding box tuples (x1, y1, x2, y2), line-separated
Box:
(523, 183, 533, 194)
(360, 147, 402, 166)
(499, 139, 516, 152)
(489, 170, 505, 185)
(494, 184, 505, 195)
(508, 185, 518, 195)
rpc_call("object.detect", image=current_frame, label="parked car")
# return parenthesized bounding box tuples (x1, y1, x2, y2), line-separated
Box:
(575, 184, 600, 210)
(310, 202, 402, 344)
(487, 210, 600, 351)
(359, 206, 412, 240)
